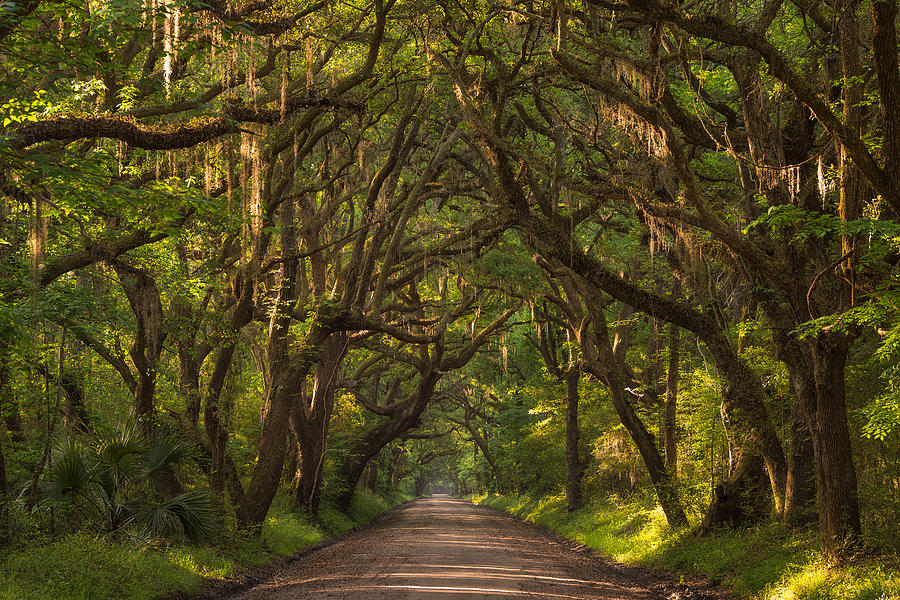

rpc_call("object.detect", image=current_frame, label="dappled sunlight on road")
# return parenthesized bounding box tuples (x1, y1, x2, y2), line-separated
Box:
(234, 496, 662, 599)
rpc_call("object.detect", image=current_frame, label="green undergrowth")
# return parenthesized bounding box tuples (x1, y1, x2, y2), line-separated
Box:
(317, 489, 397, 534)
(0, 489, 406, 600)
(476, 493, 900, 600)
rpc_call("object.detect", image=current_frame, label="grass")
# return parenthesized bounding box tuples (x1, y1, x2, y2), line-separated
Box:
(476, 493, 900, 600)
(0, 490, 405, 600)
(318, 489, 395, 535)
(0, 534, 198, 600)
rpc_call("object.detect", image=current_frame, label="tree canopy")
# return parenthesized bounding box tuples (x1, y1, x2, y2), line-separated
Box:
(1, 0, 898, 568)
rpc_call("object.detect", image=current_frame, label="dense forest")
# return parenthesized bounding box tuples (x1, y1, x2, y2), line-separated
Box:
(0, 0, 899, 597)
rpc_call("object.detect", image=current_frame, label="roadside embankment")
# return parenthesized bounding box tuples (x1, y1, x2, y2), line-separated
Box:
(0, 490, 407, 600)
(476, 493, 900, 600)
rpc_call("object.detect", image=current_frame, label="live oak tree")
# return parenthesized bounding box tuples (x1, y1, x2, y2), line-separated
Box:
(1, 0, 898, 566)
(544, 0, 899, 555)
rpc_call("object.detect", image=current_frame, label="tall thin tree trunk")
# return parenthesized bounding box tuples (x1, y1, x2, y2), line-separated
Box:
(564, 367, 585, 511)
(562, 280, 688, 527)
(459, 419, 503, 493)
(785, 400, 817, 525)
(664, 321, 679, 472)
(760, 304, 820, 525)
(0, 434, 7, 547)
(236, 198, 307, 531)
(205, 345, 236, 495)
(295, 416, 328, 514)
(114, 262, 166, 438)
(366, 460, 378, 493)
(237, 368, 297, 530)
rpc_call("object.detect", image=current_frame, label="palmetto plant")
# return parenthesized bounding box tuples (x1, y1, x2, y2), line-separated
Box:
(41, 419, 215, 542)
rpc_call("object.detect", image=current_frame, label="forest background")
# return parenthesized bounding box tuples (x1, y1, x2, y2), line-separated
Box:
(0, 0, 899, 598)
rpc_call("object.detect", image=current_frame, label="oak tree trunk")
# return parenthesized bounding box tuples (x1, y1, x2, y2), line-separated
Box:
(784, 362, 818, 526)
(291, 334, 345, 514)
(335, 370, 442, 510)
(366, 460, 378, 493)
(809, 333, 861, 557)
(701, 454, 772, 533)
(564, 368, 585, 512)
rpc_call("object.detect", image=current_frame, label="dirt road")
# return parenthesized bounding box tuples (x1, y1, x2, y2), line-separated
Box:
(228, 496, 724, 600)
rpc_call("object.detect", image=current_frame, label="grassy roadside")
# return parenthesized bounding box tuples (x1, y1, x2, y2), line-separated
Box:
(476, 493, 900, 600)
(0, 490, 408, 600)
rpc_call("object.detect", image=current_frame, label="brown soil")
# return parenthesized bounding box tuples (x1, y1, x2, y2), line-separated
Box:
(184, 496, 731, 600)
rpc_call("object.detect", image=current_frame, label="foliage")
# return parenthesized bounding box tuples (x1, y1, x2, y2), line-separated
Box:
(39, 421, 214, 542)
(477, 494, 900, 600)
(0, 533, 200, 600)
(317, 489, 398, 535)
(0, 489, 401, 600)
(1, 0, 899, 591)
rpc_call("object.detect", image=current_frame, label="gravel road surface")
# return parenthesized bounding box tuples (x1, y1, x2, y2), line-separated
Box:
(222, 495, 727, 600)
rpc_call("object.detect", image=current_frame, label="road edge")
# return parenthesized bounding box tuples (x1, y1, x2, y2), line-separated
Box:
(473, 498, 734, 600)
(160, 499, 417, 600)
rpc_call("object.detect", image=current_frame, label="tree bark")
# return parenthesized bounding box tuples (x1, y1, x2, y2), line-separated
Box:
(234, 308, 359, 529)
(0, 434, 7, 547)
(291, 334, 346, 514)
(872, 0, 900, 177)
(809, 332, 861, 557)
(761, 303, 822, 527)
(0, 355, 9, 546)
(114, 263, 183, 499)
(700, 454, 772, 533)
(366, 459, 378, 493)
(59, 370, 91, 435)
(785, 400, 817, 526)
(236, 331, 326, 530)
(567, 282, 688, 527)
(664, 320, 679, 472)
(173, 408, 245, 506)
(114, 262, 166, 437)
(564, 367, 585, 511)
(235, 195, 335, 531)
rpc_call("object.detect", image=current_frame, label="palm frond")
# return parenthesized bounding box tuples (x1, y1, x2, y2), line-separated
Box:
(143, 434, 191, 484)
(94, 419, 147, 486)
(41, 437, 93, 501)
(142, 504, 185, 539)
(94, 419, 147, 466)
(143, 489, 215, 542)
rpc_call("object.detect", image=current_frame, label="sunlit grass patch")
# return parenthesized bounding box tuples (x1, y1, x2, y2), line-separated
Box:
(768, 562, 900, 600)
(348, 489, 392, 523)
(263, 511, 323, 556)
(0, 534, 199, 600)
(164, 545, 237, 579)
(317, 505, 357, 534)
(476, 494, 900, 600)
(0, 490, 404, 600)
(318, 489, 394, 534)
